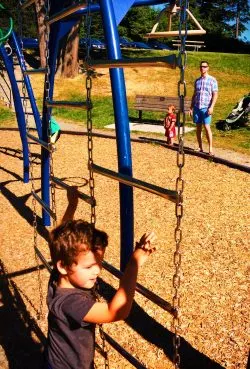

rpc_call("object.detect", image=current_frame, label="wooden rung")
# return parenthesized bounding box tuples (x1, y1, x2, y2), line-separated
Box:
(51, 176, 96, 206)
(145, 30, 206, 38)
(23, 68, 47, 75)
(46, 2, 87, 25)
(27, 132, 55, 152)
(92, 164, 178, 203)
(21, 0, 36, 9)
(32, 191, 57, 220)
(87, 54, 176, 70)
(46, 100, 92, 110)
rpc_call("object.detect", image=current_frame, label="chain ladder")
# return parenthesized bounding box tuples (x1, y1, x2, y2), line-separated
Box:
(172, 0, 188, 368)
(44, 0, 57, 228)
(85, 2, 109, 368)
(18, 3, 43, 320)
(85, 0, 96, 227)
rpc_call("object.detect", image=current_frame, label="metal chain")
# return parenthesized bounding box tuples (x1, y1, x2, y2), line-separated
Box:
(44, 0, 57, 227)
(172, 0, 188, 368)
(85, 2, 109, 367)
(18, 2, 43, 320)
(85, 0, 96, 226)
(94, 282, 109, 369)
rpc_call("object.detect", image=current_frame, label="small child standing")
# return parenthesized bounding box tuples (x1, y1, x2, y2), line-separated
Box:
(45, 188, 157, 369)
(164, 104, 177, 145)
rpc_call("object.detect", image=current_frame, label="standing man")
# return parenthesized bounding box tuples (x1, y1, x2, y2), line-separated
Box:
(190, 61, 218, 155)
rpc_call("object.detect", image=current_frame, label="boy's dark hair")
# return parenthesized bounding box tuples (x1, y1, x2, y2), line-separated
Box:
(49, 220, 108, 268)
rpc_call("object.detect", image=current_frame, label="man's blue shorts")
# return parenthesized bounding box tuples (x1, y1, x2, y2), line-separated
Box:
(193, 106, 211, 125)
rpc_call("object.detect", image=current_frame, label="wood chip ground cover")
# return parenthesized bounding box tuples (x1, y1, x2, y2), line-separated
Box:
(0, 131, 249, 369)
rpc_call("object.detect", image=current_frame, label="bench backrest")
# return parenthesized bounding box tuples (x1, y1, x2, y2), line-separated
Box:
(135, 95, 191, 112)
(173, 40, 205, 44)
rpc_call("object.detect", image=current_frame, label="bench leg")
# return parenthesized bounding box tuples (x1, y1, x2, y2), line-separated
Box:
(139, 110, 142, 122)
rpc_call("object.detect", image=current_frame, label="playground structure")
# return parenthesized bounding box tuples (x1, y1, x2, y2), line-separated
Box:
(0, 1, 249, 369)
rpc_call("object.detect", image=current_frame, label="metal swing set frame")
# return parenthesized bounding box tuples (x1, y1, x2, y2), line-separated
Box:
(0, 1, 202, 368)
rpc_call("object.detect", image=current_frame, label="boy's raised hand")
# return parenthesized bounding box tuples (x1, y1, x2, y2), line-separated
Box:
(66, 186, 79, 208)
(134, 232, 157, 267)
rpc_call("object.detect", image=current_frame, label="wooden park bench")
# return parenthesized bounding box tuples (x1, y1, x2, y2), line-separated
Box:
(134, 95, 191, 122)
(172, 40, 206, 52)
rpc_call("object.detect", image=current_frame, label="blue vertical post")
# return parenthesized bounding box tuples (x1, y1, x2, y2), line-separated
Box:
(40, 12, 80, 226)
(99, 0, 134, 271)
(40, 21, 61, 227)
(0, 45, 29, 183)
(10, 32, 42, 139)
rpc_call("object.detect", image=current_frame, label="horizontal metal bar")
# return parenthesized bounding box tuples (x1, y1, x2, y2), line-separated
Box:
(46, 2, 87, 25)
(145, 30, 206, 37)
(34, 246, 53, 273)
(21, 0, 36, 9)
(23, 68, 47, 75)
(27, 132, 54, 152)
(51, 176, 96, 206)
(32, 191, 57, 219)
(32, 191, 57, 220)
(88, 54, 176, 69)
(102, 261, 175, 315)
(92, 164, 178, 203)
(46, 100, 92, 110)
(102, 332, 147, 369)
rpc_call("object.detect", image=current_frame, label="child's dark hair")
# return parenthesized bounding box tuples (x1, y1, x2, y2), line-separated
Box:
(49, 220, 108, 269)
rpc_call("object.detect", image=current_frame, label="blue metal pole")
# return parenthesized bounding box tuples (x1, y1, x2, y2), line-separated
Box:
(41, 17, 80, 226)
(10, 32, 42, 139)
(99, 0, 134, 271)
(0, 45, 29, 183)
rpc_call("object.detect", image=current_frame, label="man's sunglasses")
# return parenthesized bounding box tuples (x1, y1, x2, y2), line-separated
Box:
(200, 65, 208, 68)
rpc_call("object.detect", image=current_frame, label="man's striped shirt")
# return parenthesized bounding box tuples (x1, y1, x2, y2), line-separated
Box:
(194, 75, 218, 109)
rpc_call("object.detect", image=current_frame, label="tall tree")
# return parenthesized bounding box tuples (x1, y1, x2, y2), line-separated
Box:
(188, 0, 250, 39)
(35, 0, 46, 68)
(119, 6, 158, 41)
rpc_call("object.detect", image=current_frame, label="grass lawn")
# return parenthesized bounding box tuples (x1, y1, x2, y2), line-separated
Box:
(0, 49, 249, 154)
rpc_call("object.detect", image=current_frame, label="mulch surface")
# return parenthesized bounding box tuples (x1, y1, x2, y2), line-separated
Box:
(0, 130, 249, 369)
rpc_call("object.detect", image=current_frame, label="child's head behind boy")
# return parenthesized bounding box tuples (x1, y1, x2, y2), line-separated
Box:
(49, 220, 108, 289)
(167, 104, 176, 115)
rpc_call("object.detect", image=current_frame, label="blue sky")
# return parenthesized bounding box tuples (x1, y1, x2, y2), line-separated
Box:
(240, 23, 250, 42)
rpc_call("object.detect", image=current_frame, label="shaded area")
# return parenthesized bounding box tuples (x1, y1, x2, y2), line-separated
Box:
(0, 172, 49, 242)
(0, 259, 46, 369)
(98, 279, 224, 369)
(0, 146, 41, 164)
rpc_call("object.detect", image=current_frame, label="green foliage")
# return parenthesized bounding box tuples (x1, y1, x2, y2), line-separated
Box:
(0, 0, 37, 37)
(119, 6, 158, 41)
(188, 0, 250, 38)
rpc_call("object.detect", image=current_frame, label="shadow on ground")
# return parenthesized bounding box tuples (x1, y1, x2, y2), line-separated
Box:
(0, 260, 46, 369)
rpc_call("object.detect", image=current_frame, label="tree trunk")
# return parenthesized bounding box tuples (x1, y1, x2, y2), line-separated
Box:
(235, 2, 240, 39)
(61, 21, 80, 78)
(34, 1, 80, 76)
(35, 0, 46, 68)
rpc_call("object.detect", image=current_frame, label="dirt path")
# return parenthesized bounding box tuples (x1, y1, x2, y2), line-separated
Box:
(0, 130, 249, 369)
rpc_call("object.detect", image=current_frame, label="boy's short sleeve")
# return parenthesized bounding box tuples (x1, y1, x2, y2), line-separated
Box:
(212, 77, 218, 92)
(61, 291, 95, 325)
